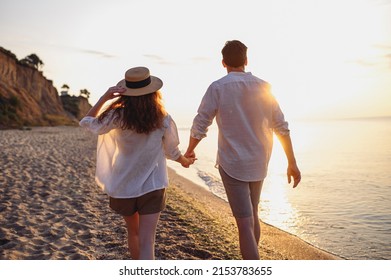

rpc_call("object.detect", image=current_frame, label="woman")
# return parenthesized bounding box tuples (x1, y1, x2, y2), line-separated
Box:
(80, 66, 194, 259)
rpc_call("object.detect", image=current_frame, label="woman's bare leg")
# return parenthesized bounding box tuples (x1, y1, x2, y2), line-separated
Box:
(138, 212, 161, 260)
(123, 213, 140, 259)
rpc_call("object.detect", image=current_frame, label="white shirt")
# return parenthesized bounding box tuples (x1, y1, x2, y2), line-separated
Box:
(191, 72, 290, 182)
(80, 112, 181, 198)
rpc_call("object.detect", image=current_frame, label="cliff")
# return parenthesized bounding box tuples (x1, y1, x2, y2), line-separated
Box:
(0, 47, 91, 129)
(60, 95, 92, 121)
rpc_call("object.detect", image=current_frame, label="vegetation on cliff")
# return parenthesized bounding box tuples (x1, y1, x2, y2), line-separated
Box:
(60, 95, 91, 121)
(19, 54, 44, 70)
(0, 95, 22, 128)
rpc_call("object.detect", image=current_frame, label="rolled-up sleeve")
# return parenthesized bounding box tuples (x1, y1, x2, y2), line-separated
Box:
(271, 97, 290, 136)
(79, 111, 116, 135)
(163, 115, 182, 160)
(191, 84, 218, 139)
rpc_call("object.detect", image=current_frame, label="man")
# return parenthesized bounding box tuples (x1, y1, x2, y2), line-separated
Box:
(185, 40, 301, 259)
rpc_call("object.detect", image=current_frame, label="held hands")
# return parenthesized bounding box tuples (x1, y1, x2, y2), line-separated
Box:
(177, 154, 197, 168)
(181, 150, 197, 168)
(184, 150, 196, 160)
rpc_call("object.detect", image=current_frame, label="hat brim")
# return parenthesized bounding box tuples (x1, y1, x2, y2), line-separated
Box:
(117, 76, 163, 96)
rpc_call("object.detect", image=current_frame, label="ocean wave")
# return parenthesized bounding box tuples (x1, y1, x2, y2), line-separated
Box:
(196, 169, 227, 201)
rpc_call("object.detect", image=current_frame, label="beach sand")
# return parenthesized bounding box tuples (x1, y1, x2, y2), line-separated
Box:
(0, 126, 339, 260)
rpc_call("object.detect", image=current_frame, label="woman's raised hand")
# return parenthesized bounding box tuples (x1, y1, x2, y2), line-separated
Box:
(102, 86, 126, 101)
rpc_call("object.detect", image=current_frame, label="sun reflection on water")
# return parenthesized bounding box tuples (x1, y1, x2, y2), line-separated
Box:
(260, 173, 300, 237)
(258, 135, 301, 237)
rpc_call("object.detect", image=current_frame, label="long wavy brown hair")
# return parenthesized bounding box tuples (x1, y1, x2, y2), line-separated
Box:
(98, 91, 166, 134)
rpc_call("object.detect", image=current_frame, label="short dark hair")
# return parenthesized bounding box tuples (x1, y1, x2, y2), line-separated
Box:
(221, 40, 247, 67)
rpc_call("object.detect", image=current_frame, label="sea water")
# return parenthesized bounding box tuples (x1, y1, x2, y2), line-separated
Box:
(167, 117, 391, 260)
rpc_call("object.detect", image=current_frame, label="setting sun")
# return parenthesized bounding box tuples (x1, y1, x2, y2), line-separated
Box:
(252, 0, 391, 120)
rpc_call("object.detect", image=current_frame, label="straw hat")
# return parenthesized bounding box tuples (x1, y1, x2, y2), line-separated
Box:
(117, 67, 163, 96)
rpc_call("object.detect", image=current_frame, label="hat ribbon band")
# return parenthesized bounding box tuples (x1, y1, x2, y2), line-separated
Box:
(125, 77, 151, 89)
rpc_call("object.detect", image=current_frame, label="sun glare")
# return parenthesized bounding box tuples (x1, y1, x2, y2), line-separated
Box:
(261, 171, 299, 235)
(253, 0, 391, 120)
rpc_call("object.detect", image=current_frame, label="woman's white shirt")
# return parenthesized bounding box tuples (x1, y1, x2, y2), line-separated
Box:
(80, 112, 181, 198)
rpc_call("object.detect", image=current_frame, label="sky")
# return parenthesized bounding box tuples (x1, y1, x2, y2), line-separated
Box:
(1, 0, 390, 125)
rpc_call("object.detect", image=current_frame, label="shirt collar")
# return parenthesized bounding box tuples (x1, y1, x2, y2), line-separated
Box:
(227, 71, 252, 76)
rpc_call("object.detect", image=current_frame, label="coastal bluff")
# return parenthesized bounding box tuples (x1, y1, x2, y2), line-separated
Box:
(0, 46, 91, 129)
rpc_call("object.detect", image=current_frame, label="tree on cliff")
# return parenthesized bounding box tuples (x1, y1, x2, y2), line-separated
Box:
(79, 89, 90, 99)
(20, 54, 44, 70)
(61, 84, 70, 96)
(62, 84, 70, 90)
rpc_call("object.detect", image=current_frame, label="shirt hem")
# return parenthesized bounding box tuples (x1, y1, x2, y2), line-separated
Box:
(218, 163, 266, 182)
(100, 184, 168, 199)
